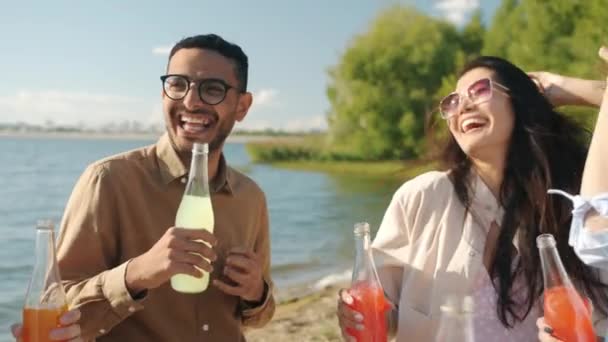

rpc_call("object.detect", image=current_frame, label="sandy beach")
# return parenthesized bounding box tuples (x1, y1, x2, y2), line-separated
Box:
(245, 283, 346, 342)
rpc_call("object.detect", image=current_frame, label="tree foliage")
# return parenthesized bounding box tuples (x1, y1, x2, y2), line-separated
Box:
(322, 1, 608, 160)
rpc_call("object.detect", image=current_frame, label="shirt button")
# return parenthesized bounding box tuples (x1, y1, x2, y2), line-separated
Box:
(202, 324, 209, 332)
(99, 329, 106, 334)
(128, 306, 136, 313)
(469, 251, 476, 257)
(181, 177, 187, 184)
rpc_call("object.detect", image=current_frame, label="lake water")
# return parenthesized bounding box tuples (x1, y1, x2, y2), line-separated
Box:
(0, 136, 402, 338)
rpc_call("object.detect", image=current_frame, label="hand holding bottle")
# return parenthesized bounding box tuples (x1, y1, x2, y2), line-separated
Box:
(537, 234, 595, 342)
(11, 309, 82, 341)
(171, 142, 216, 293)
(536, 296, 593, 342)
(125, 227, 218, 294)
(536, 317, 564, 342)
(22, 220, 73, 342)
(337, 222, 390, 342)
(337, 288, 364, 341)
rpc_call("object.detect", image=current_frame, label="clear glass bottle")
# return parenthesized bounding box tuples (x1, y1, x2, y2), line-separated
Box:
(347, 222, 389, 342)
(537, 233, 595, 342)
(22, 220, 68, 342)
(435, 295, 474, 342)
(171, 143, 215, 293)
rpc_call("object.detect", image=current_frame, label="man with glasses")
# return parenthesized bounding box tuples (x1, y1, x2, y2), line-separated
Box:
(54, 34, 275, 341)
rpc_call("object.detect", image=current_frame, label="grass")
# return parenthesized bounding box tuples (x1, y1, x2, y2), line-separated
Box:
(245, 134, 439, 180)
(270, 159, 439, 180)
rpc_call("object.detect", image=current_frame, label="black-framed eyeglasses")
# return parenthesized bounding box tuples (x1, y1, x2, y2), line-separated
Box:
(438, 77, 510, 120)
(160, 74, 239, 105)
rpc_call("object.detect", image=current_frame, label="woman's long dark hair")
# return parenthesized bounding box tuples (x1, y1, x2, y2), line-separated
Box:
(442, 56, 608, 327)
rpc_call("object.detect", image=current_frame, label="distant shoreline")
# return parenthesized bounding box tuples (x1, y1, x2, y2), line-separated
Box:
(0, 131, 277, 143)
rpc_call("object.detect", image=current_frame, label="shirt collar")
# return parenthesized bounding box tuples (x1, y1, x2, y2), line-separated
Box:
(470, 171, 505, 227)
(212, 155, 234, 195)
(156, 133, 233, 195)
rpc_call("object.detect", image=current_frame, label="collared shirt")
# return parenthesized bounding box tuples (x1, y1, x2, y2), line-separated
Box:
(56, 133, 275, 341)
(372, 171, 607, 342)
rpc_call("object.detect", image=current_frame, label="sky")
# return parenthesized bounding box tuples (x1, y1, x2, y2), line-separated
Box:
(0, 0, 500, 132)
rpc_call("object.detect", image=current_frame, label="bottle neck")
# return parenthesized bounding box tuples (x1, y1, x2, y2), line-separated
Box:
(25, 223, 66, 308)
(185, 150, 210, 197)
(354, 232, 371, 259)
(538, 235, 572, 289)
(352, 228, 379, 285)
(33, 228, 56, 275)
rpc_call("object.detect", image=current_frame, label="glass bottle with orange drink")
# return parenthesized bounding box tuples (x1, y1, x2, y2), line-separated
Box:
(22, 220, 68, 342)
(537, 233, 595, 342)
(346, 222, 390, 342)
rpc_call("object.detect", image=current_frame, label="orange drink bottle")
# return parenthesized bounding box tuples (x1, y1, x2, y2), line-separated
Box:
(537, 233, 595, 342)
(22, 220, 68, 342)
(346, 222, 389, 342)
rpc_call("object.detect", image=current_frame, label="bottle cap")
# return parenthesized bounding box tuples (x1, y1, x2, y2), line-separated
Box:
(353, 222, 370, 236)
(462, 296, 474, 313)
(440, 295, 459, 313)
(536, 233, 556, 248)
(36, 220, 55, 230)
(192, 143, 209, 154)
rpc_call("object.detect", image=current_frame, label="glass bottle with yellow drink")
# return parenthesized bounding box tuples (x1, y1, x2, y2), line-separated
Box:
(171, 142, 215, 293)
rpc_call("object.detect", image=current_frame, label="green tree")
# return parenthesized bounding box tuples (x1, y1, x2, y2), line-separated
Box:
(483, 0, 608, 128)
(460, 10, 485, 59)
(326, 6, 462, 160)
(482, 0, 520, 58)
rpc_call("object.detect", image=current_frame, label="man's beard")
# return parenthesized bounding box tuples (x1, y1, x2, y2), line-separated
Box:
(209, 127, 230, 152)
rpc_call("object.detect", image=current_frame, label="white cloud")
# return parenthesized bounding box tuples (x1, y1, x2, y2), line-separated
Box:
(252, 88, 279, 107)
(237, 115, 327, 133)
(242, 88, 327, 132)
(0, 88, 326, 133)
(283, 115, 327, 132)
(433, 0, 479, 26)
(152, 45, 172, 56)
(235, 119, 275, 131)
(246, 88, 280, 119)
(0, 90, 156, 127)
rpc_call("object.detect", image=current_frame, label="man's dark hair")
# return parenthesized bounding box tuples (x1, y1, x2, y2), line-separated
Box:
(168, 34, 249, 92)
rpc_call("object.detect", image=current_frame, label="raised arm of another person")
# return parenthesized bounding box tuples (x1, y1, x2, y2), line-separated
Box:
(546, 47, 608, 271)
(529, 67, 606, 108)
(580, 46, 608, 229)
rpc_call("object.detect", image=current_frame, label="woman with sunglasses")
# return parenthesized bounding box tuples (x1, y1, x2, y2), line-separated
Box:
(338, 55, 608, 341)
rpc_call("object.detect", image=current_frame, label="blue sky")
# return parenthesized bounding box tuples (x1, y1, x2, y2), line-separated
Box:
(0, 0, 500, 132)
